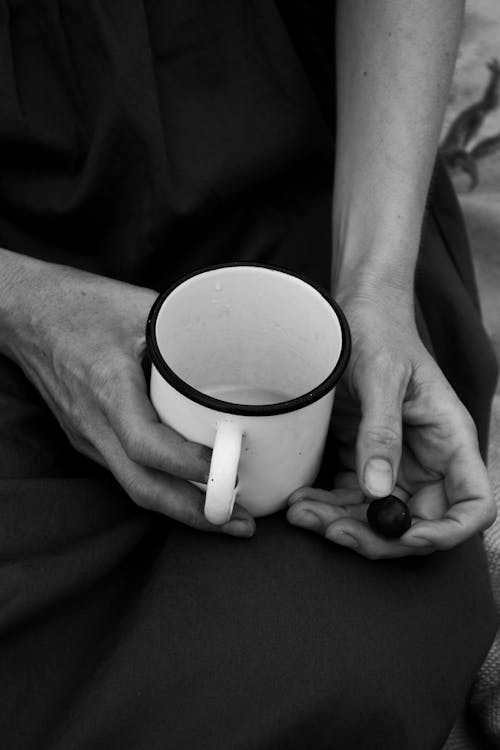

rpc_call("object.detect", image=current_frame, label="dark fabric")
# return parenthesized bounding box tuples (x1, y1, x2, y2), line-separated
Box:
(417, 160, 498, 458)
(0, 0, 334, 287)
(0, 2, 497, 749)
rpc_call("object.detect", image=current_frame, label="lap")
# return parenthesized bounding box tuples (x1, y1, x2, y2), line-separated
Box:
(0, 463, 496, 749)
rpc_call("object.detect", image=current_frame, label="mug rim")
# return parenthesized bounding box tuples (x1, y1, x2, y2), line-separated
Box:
(145, 262, 351, 417)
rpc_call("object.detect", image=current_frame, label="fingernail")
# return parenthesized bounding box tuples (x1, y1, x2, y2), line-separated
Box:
(364, 458, 393, 496)
(325, 529, 359, 548)
(222, 519, 254, 538)
(401, 535, 432, 548)
(288, 508, 322, 532)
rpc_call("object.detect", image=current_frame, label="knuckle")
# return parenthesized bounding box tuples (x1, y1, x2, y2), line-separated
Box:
(60, 410, 95, 451)
(462, 411, 480, 442)
(370, 351, 410, 383)
(69, 404, 98, 442)
(363, 424, 401, 448)
(88, 357, 114, 392)
(159, 451, 184, 478)
(450, 401, 477, 433)
(122, 428, 146, 465)
(91, 355, 129, 410)
(126, 475, 155, 510)
(67, 431, 88, 455)
(447, 402, 479, 445)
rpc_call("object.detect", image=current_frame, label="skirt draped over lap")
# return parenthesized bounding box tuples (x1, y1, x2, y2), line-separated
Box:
(0, 2, 497, 749)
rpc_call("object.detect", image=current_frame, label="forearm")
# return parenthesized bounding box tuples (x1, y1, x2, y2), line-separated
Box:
(0, 247, 45, 359)
(0, 247, 145, 364)
(0, 247, 77, 359)
(332, 0, 464, 297)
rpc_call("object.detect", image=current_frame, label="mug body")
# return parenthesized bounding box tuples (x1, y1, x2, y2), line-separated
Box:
(150, 368, 335, 516)
(147, 264, 350, 518)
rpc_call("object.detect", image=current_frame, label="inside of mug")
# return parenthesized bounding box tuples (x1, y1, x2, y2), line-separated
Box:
(154, 266, 344, 406)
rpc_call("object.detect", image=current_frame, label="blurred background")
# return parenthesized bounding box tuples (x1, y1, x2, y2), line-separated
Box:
(441, 0, 500, 367)
(442, 2, 500, 748)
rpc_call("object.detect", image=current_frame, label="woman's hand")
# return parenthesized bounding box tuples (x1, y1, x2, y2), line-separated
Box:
(287, 288, 496, 558)
(0, 250, 255, 538)
(314, 1, 486, 557)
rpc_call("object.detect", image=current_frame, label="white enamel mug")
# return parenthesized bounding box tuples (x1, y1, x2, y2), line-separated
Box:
(146, 264, 350, 525)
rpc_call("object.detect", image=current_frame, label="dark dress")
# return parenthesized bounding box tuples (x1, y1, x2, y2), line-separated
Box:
(0, 2, 497, 748)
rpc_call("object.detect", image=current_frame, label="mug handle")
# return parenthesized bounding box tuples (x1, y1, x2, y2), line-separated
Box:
(204, 420, 243, 525)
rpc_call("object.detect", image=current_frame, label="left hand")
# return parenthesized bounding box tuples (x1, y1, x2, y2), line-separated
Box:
(287, 290, 497, 559)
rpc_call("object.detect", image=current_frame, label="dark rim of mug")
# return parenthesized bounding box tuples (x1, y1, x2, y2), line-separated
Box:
(145, 262, 351, 417)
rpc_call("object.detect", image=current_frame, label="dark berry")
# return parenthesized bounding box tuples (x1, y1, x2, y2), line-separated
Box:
(366, 496, 412, 539)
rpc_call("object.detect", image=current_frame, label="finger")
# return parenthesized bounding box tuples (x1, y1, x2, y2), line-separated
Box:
(355, 360, 409, 499)
(101, 425, 255, 537)
(407, 481, 448, 521)
(324, 518, 434, 559)
(102, 363, 211, 482)
(402, 443, 496, 550)
(290, 484, 443, 524)
(289, 486, 364, 507)
(288, 494, 368, 530)
(287, 499, 433, 558)
(139, 469, 255, 538)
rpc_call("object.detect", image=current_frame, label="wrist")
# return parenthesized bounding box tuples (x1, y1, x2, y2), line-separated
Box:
(331, 203, 423, 298)
(335, 274, 417, 337)
(333, 258, 415, 302)
(333, 248, 417, 310)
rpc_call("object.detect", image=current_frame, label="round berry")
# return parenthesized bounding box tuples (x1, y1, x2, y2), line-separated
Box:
(366, 495, 412, 539)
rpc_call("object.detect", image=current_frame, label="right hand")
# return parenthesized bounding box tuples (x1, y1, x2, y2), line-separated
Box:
(288, 286, 496, 558)
(0, 250, 255, 538)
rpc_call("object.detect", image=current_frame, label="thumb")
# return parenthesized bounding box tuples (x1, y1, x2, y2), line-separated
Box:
(355, 361, 407, 498)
